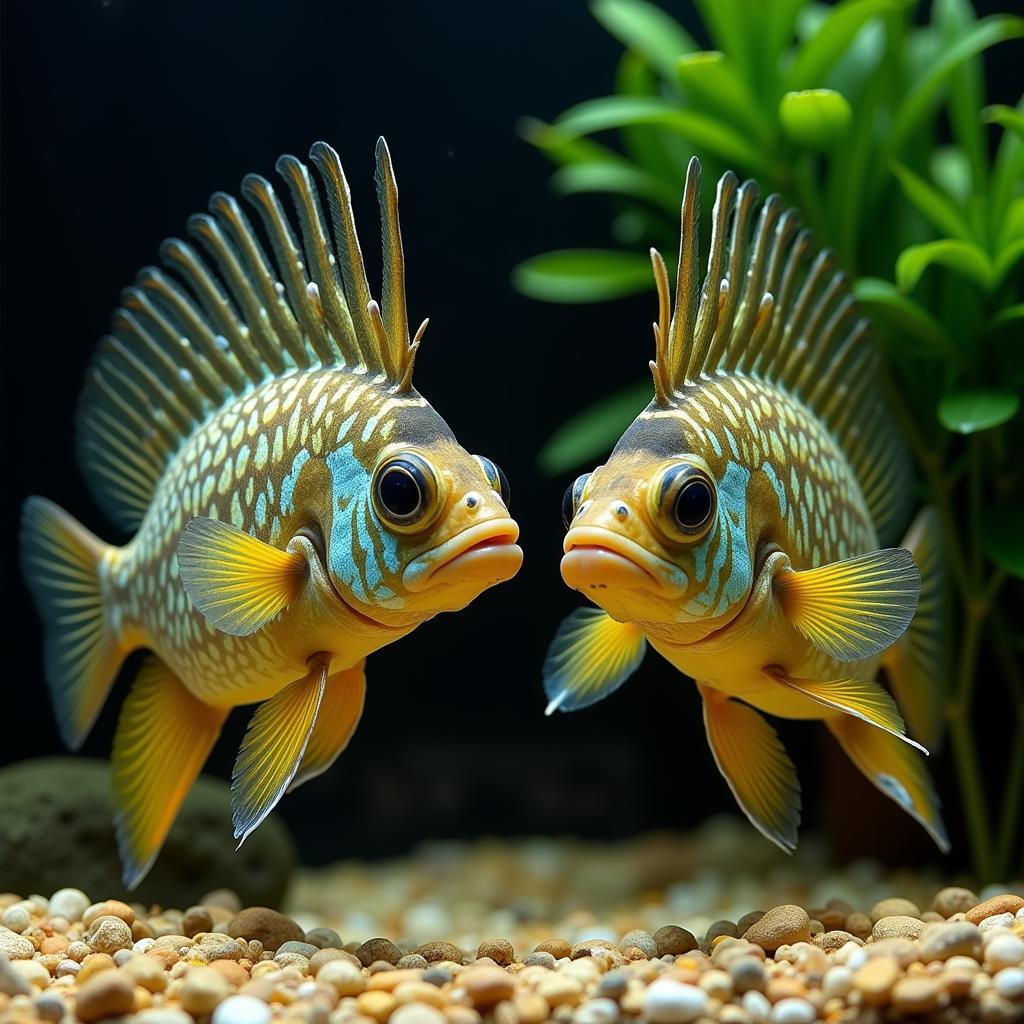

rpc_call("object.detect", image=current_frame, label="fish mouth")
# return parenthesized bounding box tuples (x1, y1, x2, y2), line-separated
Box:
(561, 526, 686, 596)
(403, 517, 523, 593)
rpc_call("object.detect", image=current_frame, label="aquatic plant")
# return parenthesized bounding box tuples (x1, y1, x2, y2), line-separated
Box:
(515, 0, 1024, 881)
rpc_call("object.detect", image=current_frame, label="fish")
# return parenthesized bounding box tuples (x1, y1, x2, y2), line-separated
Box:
(542, 158, 948, 853)
(20, 139, 523, 887)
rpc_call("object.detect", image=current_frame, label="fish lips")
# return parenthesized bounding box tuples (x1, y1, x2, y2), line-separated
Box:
(403, 517, 523, 594)
(561, 526, 687, 597)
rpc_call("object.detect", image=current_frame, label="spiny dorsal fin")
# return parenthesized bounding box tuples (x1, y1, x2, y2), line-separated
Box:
(648, 157, 912, 544)
(77, 141, 426, 531)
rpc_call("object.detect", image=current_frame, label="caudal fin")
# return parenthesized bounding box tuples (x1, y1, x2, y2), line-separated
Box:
(883, 506, 947, 749)
(20, 497, 126, 749)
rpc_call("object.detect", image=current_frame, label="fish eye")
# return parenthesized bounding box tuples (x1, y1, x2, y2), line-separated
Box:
(371, 452, 443, 533)
(651, 463, 717, 542)
(473, 454, 511, 509)
(562, 473, 590, 530)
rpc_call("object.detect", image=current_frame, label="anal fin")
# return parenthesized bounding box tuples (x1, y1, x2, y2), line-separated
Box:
(232, 653, 328, 845)
(699, 684, 801, 853)
(288, 660, 366, 793)
(112, 656, 226, 889)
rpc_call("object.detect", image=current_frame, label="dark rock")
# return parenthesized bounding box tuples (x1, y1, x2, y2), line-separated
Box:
(356, 937, 403, 966)
(227, 907, 304, 950)
(0, 757, 294, 907)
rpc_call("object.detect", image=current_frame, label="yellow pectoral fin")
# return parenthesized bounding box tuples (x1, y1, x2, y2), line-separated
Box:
(699, 684, 801, 853)
(232, 654, 328, 845)
(112, 657, 226, 889)
(543, 607, 647, 715)
(769, 669, 926, 753)
(774, 548, 921, 662)
(177, 518, 307, 637)
(288, 660, 366, 794)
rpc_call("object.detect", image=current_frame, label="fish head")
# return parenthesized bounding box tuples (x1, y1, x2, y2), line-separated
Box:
(559, 406, 754, 633)
(315, 400, 522, 626)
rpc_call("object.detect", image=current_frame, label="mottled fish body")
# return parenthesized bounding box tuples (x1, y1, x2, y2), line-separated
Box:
(545, 159, 947, 853)
(22, 140, 522, 886)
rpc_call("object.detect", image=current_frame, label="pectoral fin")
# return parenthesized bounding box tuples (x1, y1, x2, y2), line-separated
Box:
(774, 548, 921, 661)
(288, 660, 366, 793)
(177, 518, 307, 636)
(543, 607, 647, 715)
(699, 684, 801, 853)
(769, 669, 926, 753)
(232, 653, 328, 845)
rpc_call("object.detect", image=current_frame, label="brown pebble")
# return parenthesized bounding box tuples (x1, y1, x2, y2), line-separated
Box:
(933, 886, 978, 918)
(396, 954, 429, 970)
(742, 905, 811, 952)
(77, 952, 116, 984)
(146, 948, 179, 971)
(120, 955, 167, 992)
(40, 936, 68, 955)
(766, 976, 807, 1001)
(209, 958, 249, 986)
(368, 969, 424, 992)
(309, 948, 346, 975)
(84, 900, 135, 928)
(965, 894, 1024, 924)
(870, 897, 921, 923)
(872, 915, 925, 941)
(655, 925, 698, 956)
(919, 921, 983, 962)
(704, 920, 738, 943)
(734, 912, 765, 935)
(813, 930, 862, 951)
(356, 938, 403, 967)
(854, 956, 901, 1006)
(477, 938, 515, 966)
(179, 965, 230, 1014)
(226, 907, 304, 951)
(357, 989, 398, 1022)
(182, 906, 214, 938)
(570, 939, 618, 960)
(461, 965, 514, 1008)
(533, 938, 571, 960)
(417, 940, 465, 964)
(891, 976, 942, 1013)
(445, 1006, 482, 1024)
(513, 993, 549, 1024)
(844, 912, 873, 940)
(86, 915, 133, 954)
(75, 971, 135, 1022)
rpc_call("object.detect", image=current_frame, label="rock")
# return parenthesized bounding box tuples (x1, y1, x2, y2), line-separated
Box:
(10, 959, 50, 988)
(986, 933, 1024, 970)
(844, 911, 872, 940)
(869, 897, 920, 923)
(306, 927, 343, 950)
(395, 953, 428, 970)
(620, 929, 657, 959)
(728, 956, 766, 994)
(392, 1004, 448, 1024)
(743, 906, 811, 952)
(356, 937, 403, 966)
(891, 976, 942, 1013)
(573, 997, 619, 1024)
(75, 970, 135, 1022)
(933, 886, 978, 917)
(596, 970, 629, 999)
(770, 997, 816, 1023)
(84, 899, 135, 928)
(276, 940, 319, 958)
(966, 895, 1024, 925)
(416, 940, 465, 964)
(814, 930, 861, 951)
(317, 958, 366, 996)
(537, 974, 583, 1007)
(652, 925, 698, 957)
(1, 906, 30, 933)
(0, 758, 294, 906)
(461, 965, 514, 1007)
(524, 951, 556, 969)
(644, 979, 707, 1023)
(182, 905, 214, 937)
(853, 956, 900, 1007)
(49, 887, 90, 922)
(871, 915, 924, 940)
(994, 967, 1024, 999)
(180, 965, 231, 1014)
(227, 907, 304, 951)
(34, 993, 66, 1022)
(0, 953, 32, 995)
(86, 914, 133, 953)
(137, 1012, 193, 1024)
(822, 965, 853, 1000)
(0, 928, 34, 960)
(477, 937, 515, 966)
(212, 994, 273, 1024)
(357, 989, 399, 1022)
(533, 937, 571, 959)
(571, 939, 619, 960)
(919, 921, 983, 961)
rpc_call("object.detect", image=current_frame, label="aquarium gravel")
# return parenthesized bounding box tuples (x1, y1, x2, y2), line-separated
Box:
(2, 834, 1024, 1023)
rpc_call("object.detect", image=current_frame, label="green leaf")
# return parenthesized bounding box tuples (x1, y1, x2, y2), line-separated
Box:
(676, 52, 764, 138)
(554, 95, 767, 170)
(519, 117, 628, 169)
(984, 104, 1024, 138)
(784, 0, 905, 93)
(551, 163, 679, 212)
(995, 237, 1024, 284)
(853, 277, 962, 363)
(896, 239, 995, 292)
(990, 102, 1024, 232)
(982, 504, 1024, 581)
(512, 249, 652, 304)
(890, 162, 973, 241)
(591, 0, 697, 81)
(539, 381, 651, 474)
(937, 389, 1020, 434)
(779, 89, 852, 148)
(930, 146, 972, 204)
(991, 303, 1024, 329)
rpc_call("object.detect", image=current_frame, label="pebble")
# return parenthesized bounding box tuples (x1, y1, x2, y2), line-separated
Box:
(397, 953, 429, 969)
(461, 965, 515, 1007)
(0, 926, 34, 960)
(986, 933, 1024, 970)
(870, 896, 920, 923)
(417, 940, 465, 963)
(318, 958, 366, 995)
(644, 978, 708, 1023)
(573, 996, 619, 1024)
(743, 906, 811, 952)
(48, 888, 90, 923)
(537, 974, 584, 1007)
(994, 967, 1024, 999)
(85, 914, 133, 953)
(392, 1003, 449, 1024)
(477, 937, 514, 965)
(966, 895, 1024, 925)
(180, 965, 231, 1014)
(226, 907, 304, 950)
(872, 914, 925, 940)
(854, 956, 900, 1006)
(306, 926, 343, 949)
(524, 951, 556, 969)
(654, 924, 698, 957)
(182, 905, 214, 937)
(770, 997, 815, 1023)
(356, 936, 403, 966)
(74, 970, 135, 1022)
(934, 886, 978, 917)
(919, 920, 983, 961)
(211, 993, 274, 1024)
(891, 975, 942, 1013)
(1, 905, 31, 933)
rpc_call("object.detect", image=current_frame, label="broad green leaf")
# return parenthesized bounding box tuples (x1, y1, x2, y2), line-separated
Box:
(896, 239, 994, 292)
(890, 162, 973, 241)
(676, 52, 764, 138)
(539, 381, 651, 474)
(519, 118, 630, 169)
(784, 0, 904, 93)
(853, 278, 962, 363)
(990, 101, 1024, 231)
(693, 0, 753, 83)
(982, 504, 1024, 581)
(551, 163, 680, 213)
(937, 389, 1020, 434)
(763, 0, 809, 68)
(554, 96, 767, 170)
(616, 51, 688, 180)
(779, 89, 852, 148)
(984, 104, 1024, 138)
(995, 238, 1024, 284)
(930, 146, 972, 204)
(512, 249, 652, 304)
(991, 303, 1024, 328)
(591, 0, 697, 82)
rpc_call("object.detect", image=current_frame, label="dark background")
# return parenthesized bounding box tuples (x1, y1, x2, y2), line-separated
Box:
(1, 0, 1016, 871)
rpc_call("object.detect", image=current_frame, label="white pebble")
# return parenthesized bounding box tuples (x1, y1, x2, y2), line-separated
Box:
(986, 933, 1024, 970)
(823, 965, 853, 999)
(48, 888, 90, 923)
(644, 979, 708, 1023)
(742, 989, 772, 1023)
(771, 999, 816, 1024)
(1, 906, 30, 933)
(980, 913, 1015, 932)
(9, 960, 49, 988)
(995, 967, 1024, 1000)
(573, 998, 620, 1024)
(211, 995, 273, 1024)
(1016, 908, 1024, 922)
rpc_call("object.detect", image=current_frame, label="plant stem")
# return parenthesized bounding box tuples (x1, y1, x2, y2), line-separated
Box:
(993, 608, 1024, 877)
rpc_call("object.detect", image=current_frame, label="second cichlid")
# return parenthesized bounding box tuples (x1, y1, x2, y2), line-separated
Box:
(21, 140, 523, 887)
(545, 158, 948, 853)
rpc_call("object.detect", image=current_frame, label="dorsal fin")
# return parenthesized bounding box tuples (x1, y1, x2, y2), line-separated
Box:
(76, 140, 426, 532)
(650, 157, 912, 544)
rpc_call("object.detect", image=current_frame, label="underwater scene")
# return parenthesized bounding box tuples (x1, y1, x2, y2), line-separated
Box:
(2, 1, 1023, 1022)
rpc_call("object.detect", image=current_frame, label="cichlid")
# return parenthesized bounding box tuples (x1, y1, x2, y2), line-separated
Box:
(543, 159, 948, 853)
(21, 139, 523, 886)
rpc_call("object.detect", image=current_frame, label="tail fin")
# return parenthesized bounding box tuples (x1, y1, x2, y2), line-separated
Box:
(828, 714, 949, 852)
(20, 497, 126, 749)
(883, 506, 946, 749)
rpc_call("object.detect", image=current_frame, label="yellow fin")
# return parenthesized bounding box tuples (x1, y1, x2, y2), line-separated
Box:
(112, 656, 226, 889)
(232, 653, 328, 845)
(178, 518, 307, 637)
(543, 607, 646, 715)
(828, 715, 949, 852)
(699, 684, 801, 853)
(288, 660, 366, 793)
(774, 548, 921, 661)
(770, 669, 926, 753)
